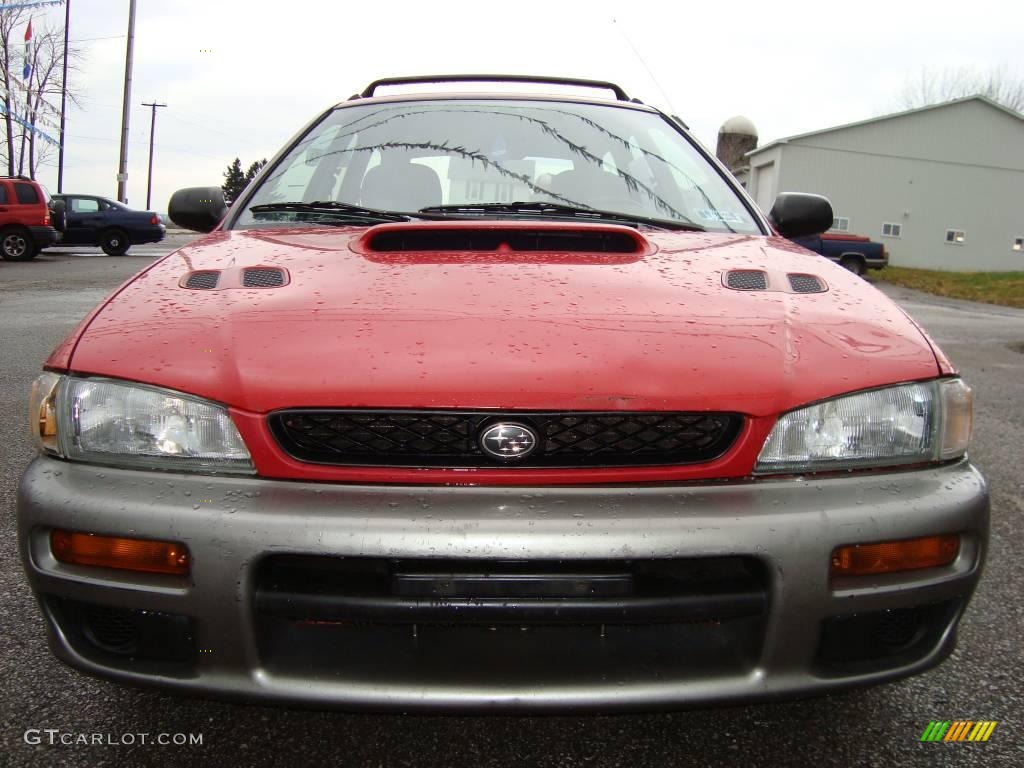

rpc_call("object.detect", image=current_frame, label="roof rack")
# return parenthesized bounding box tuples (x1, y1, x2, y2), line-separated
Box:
(356, 75, 633, 102)
(0, 174, 34, 181)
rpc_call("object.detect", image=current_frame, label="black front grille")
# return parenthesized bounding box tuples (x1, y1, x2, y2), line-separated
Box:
(269, 410, 742, 467)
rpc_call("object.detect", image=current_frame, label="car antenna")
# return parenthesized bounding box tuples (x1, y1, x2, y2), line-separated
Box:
(611, 17, 677, 114)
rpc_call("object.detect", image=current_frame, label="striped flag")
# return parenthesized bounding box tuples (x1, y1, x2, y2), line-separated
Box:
(23, 18, 32, 80)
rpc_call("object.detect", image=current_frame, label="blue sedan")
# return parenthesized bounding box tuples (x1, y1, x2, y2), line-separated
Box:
(50, 194, 165, 255)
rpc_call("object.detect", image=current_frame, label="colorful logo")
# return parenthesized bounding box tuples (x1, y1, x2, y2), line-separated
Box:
(920, 721, 997, 742)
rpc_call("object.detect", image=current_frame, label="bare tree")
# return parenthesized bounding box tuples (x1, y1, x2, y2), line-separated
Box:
(0, 9, 80, 178)
(23, 26, 67, 176)
(0, 6, 27, 175)
(900, 66, 1024, 113)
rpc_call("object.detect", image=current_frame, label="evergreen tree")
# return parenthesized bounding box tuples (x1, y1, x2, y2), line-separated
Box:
(223, 158, 269, 204)
(222, 158, 247, 204)
(244, 159, 267, 184)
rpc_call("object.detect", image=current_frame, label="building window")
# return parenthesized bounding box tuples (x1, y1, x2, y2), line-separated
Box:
(831, 217, 849, 232)
(1012, 237, 1022, 252)
(945, 229, 966, 245)
(881, 222, 902, 238)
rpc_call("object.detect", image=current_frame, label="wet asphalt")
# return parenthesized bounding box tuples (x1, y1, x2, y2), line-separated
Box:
(0, 246, 1021, 768)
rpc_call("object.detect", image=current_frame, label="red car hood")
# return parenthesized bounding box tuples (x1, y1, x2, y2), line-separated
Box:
(63, 224, 940, 417)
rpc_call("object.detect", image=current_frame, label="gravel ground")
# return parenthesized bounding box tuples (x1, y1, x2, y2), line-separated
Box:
(1, 253, 1021, 767)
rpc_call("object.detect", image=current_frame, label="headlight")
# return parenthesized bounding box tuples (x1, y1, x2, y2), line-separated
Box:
(755, 379, 972, 475)
(29, 375, 254, 474)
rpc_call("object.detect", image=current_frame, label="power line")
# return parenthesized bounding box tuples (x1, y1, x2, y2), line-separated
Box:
(67, 100, 271, 147)
(69, 34, 126, 43)
(65, 133, 226, 160)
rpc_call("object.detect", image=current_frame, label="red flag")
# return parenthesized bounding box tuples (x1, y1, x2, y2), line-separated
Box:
(23, 19, 33, 80)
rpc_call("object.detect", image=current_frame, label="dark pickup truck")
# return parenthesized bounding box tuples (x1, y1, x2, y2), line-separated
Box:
(791, 233, 887, 275)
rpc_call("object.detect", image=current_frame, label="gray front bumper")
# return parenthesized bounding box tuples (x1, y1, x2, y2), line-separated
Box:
(17, 457, 988, 710)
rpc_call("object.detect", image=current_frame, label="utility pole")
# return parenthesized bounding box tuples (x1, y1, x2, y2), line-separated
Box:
(142, 101, 166, 210)
(115, 0, 137, 203)
(57, 0, 70, 192)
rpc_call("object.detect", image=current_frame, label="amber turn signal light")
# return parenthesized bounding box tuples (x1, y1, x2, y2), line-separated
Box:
(50, 530, 190, 576)
(831, 534, 959, 578)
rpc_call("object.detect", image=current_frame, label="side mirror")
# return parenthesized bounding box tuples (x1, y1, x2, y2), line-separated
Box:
(168, 187, 228, 233)
(768, 193, 833, 239)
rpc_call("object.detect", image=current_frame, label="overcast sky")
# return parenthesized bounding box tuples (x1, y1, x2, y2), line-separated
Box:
(21, 0, 1023, 211)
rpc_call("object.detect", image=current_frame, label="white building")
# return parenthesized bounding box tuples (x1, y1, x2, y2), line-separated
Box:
(745, 96, 1024, 271)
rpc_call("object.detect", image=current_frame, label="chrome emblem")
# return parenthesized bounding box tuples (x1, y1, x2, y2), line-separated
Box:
(479, 422, 538, 461)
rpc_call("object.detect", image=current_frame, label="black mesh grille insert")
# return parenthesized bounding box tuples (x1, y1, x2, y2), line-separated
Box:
(183, 270, 219, 289)
(726, 270, 767, 290)
(83, 604, 139, 654)
(873, 608, 923, 649)
(366, 228, 641, 254)
(243, 267, 286, 287)
(269, 410, 742, 467)
(788, 274, 825, 293)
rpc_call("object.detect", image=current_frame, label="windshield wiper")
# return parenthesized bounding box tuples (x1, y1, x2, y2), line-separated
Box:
(419, 202, 705, 232)
(248, 201, 412, 224)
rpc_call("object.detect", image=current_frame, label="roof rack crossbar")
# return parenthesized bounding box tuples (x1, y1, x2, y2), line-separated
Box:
(358, 74, 631, 102)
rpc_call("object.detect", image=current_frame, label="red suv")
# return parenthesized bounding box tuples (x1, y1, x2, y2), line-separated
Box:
(0, 175, 60, 261)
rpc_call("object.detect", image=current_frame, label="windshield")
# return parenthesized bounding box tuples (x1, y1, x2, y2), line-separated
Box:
(234, 99, 761, 234)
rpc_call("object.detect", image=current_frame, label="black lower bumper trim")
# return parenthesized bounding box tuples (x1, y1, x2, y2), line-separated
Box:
(257, 590, 766, 624)
(254, 554, 768, 625)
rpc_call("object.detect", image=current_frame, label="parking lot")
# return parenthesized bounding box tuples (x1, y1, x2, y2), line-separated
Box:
(1, 246, 1022, 767)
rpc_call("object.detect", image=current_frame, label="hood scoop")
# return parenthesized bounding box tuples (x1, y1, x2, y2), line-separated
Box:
(354, 221, 652, 257)
(724, 270, 828, 294)
(180, 266, 289, 290)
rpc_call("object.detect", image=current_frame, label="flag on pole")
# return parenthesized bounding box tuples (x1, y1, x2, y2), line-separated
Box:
(23, 18, 32, 80)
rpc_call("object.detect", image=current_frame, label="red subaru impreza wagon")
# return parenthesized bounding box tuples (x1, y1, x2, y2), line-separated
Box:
(18, 76, 987, 710)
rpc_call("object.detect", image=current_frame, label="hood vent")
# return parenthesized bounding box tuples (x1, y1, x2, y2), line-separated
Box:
(364, 227, 644, 254)
(183, 270, 220, 290)
(788, 274, 826, 293)
(725, 270, 768, 291)
(180, 267, 289, 290)
(243, 267, 287, 288)
(723, 270, 829, 293)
